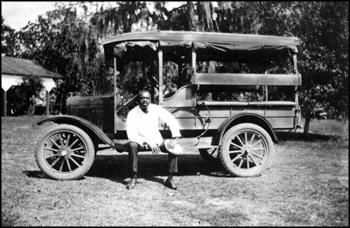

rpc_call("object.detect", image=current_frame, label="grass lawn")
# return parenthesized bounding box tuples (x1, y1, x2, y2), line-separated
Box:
(1, 116, 348, 226)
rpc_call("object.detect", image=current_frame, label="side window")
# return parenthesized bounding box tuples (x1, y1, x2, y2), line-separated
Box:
(196, 85, 265, 102)
(195, 61, 265, 102)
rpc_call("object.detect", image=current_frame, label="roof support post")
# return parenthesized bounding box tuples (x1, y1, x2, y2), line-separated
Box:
(292, 53, 302, 128)
(292, 54, 298, 73)
(114, 57, 117, 133)
(192, 44, 196, 77)
(292, 53, 299, 106)
(158, 48, 163, 106)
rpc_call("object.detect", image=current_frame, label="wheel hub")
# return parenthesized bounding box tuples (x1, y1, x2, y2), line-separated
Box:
(61, 150, 68, 156)
(242, 145, 251, 155)
(59, 146, 72, 158)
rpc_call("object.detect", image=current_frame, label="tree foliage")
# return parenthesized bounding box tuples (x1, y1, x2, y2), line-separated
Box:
(5, 76, 44, 115)
(1, 16, 18, 56)
(17, 4, 112, 95)
(1, 1, 348, 120)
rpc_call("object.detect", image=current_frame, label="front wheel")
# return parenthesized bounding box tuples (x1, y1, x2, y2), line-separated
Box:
(219, 123, 274, 177)
(35, 124, 95, 180)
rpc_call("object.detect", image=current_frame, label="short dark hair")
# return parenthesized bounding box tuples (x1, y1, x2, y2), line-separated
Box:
(138, 90, 151, 99)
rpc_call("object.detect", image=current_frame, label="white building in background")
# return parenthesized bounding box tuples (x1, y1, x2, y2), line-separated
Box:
(1, 56, 65, 116)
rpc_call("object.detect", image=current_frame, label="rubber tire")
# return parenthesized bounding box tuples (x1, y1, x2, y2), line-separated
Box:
(219, 123, 274, 177)
(35, 124, 95, 180)
(92, 136, 100, 154)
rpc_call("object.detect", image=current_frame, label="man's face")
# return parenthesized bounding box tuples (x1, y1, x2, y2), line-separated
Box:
(138, 91, 151, 112)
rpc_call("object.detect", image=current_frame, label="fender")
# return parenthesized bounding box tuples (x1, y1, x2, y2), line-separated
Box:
(211, 113, 278, 146)
(36, 115, 123, 150)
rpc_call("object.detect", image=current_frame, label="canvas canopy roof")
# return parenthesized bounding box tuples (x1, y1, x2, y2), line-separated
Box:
(102, 31, 300, 65)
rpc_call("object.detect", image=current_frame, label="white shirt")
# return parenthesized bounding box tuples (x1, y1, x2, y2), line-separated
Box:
(126, 104, 181, 146)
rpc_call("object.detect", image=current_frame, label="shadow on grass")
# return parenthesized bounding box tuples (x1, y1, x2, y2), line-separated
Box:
(23, 170, 47, 179)
(86, 153, 229, 185)
(276, 131, 342, 142)
(22, 154, 229, 186)
(22, 170, 87, 180)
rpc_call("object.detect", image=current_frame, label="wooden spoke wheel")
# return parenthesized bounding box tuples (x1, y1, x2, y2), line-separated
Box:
(35, 124, 95, 180)
(219, 123, 274, 177)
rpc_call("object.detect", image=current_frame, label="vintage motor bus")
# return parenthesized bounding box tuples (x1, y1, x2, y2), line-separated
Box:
(34, 31, 301, 180)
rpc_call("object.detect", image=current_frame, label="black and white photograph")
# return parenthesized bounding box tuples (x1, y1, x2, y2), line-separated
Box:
(1, 1, 348, 226)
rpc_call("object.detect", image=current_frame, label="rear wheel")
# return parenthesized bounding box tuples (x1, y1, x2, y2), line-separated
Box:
(219, 123, 274, 177)
(35, 124, 95, 180)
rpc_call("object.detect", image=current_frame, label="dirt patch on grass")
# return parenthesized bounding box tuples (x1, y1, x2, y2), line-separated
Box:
(1, 116, 348, 226)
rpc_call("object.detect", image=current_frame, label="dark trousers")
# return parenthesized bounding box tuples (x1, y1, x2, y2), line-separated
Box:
(126, 141, 178, 176)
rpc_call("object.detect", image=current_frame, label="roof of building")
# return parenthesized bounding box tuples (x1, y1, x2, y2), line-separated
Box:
(1, 56, 64, 79)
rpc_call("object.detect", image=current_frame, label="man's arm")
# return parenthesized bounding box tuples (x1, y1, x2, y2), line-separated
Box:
(157, 106, 181, 138)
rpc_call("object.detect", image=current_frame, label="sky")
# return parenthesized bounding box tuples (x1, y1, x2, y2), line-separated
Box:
(2, 1, 57, 30)
(1, 1, 186, 31)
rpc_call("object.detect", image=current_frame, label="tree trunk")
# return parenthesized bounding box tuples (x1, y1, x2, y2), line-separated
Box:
(303, 108, 312, 137)
(187, 1, 198, 31)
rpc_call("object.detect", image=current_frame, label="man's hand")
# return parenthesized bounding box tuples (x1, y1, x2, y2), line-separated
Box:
(147, 142, 161, 155)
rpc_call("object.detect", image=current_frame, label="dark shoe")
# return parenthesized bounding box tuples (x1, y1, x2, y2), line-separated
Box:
(126, 178, 137, 190)
(164, 178, 177, 190)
